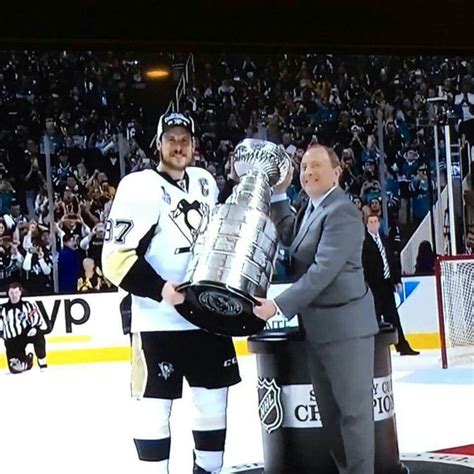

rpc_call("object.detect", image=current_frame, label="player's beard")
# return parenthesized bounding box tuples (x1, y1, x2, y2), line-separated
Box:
(161, 153, 193, 172)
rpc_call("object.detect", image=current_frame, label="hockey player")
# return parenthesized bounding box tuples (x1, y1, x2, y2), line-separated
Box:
(0, 282, 49, 373)
(102, 112, 240, 473)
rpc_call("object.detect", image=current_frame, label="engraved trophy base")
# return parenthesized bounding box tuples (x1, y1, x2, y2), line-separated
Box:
(175, 281, 266, 337)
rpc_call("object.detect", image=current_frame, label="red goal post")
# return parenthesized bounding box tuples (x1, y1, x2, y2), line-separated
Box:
(435, 254, 474, 369)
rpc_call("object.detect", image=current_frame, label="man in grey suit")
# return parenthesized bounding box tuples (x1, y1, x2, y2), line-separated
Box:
(254, 144, 379, 474)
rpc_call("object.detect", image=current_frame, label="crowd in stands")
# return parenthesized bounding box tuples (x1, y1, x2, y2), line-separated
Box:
(0, 50, 473, 294)
(0, 50, 153, 294)
(180, 53, 474, 245)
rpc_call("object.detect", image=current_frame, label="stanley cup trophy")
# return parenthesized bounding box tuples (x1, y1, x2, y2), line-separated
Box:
(176, 139, 291, 336)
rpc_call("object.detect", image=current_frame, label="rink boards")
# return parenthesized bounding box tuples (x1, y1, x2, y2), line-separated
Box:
(0, 275, 441, 367)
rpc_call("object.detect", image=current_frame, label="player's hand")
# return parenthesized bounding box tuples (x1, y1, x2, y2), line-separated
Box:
(253, 297, 277, 321)
(27, 328, 37, 337)
(161, 281, 185, 306)
(273, 164, 294, 194)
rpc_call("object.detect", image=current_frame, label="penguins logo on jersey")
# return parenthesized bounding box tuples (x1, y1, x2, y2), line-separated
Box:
(170, 199, 210, 254)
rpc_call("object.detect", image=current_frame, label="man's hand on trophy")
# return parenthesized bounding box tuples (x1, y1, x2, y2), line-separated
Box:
(253, 297, 277, 320)
(273, 164, 294, 194)
(161, 281, 185, 306)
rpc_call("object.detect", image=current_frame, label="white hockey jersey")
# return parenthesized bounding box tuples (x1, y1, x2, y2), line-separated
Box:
(102, 167, 219, 332)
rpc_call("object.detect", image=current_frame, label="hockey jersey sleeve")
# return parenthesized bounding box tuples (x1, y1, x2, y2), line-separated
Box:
(25, 301, 50, 333)
(102, 171, 166, 302)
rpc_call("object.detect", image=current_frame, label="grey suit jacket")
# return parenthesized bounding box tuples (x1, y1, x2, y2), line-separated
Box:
(272, 187, 378, 344)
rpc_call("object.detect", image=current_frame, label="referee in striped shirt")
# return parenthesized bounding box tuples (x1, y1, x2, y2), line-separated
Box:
(0, 282, 49, 373)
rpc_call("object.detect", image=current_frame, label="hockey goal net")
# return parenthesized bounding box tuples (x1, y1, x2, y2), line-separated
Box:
(435, 255, 474, 368)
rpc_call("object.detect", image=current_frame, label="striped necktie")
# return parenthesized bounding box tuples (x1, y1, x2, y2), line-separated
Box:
(374, 234, 391, 280)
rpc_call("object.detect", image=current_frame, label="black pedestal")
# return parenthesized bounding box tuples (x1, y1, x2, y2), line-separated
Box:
(248, 326, 407, 473)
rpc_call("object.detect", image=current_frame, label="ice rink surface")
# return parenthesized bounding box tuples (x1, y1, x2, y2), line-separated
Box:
(0, 350, 472, 474)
